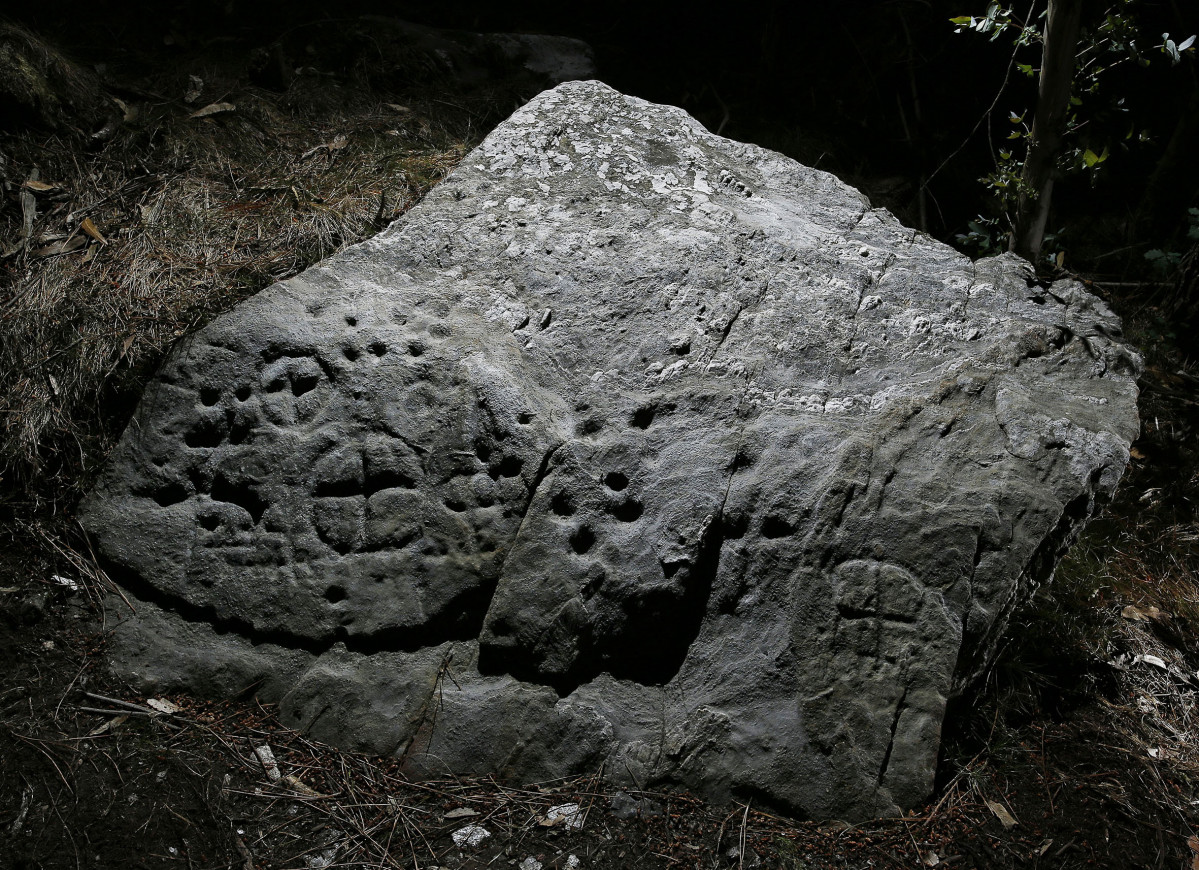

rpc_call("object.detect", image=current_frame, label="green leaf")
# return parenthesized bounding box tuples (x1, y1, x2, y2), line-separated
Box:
(1016, 63, 1035, 76)
(949, 16, 974, 25)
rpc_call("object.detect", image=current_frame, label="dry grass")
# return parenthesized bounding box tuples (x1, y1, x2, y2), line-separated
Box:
(0, 29, 489, 513)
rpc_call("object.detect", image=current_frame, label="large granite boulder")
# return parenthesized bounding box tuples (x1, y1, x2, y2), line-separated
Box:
(80, 81, 1140, 820)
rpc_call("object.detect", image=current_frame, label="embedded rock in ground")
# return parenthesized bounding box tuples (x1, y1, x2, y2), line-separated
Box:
(80, 80, 1141, 821)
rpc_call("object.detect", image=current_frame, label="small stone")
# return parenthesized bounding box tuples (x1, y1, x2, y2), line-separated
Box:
(544, 804, 583, 830)
(451, 825, 491, 848)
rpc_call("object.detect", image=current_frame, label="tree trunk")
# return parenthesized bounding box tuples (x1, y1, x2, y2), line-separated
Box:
(1009, 0, 1084, 264)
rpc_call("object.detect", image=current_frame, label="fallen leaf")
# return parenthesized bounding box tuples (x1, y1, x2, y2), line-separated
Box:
(444, 807, 479, 819)
(0, 586, 20, 594)
(146, 698, 181, 714)
(1188, 835, 1199, 869)
(921, 850, 940, 867)
(189, 102, 236, 119)
(32, 236, 88, 257)
(80, 217, 107, 244)
(22, 179, 60, 192)
(541, 803, 584, 830)
(300, 134, 349, 160)
(87, 713, 129, 737)
(1123, 603, 1166, 621)
(184, 74, 203, 103)
(385, 103, 410, 113)
(984, 800, 1018, 829)
(1129, 446, 1146, 460)
(112, 96, 138, 122)
(1121, 604, 1150, 622)
(6, 171, 39, 257)
(1134, 653, 1169, 670)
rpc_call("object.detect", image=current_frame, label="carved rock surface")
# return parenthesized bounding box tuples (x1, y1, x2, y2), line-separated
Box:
(80, 81, 1140, 820)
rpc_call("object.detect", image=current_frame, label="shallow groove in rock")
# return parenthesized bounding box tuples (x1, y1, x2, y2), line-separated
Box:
(99, 556, 492, 657)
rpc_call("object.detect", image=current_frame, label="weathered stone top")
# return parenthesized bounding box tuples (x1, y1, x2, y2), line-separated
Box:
(81, 81, 1140, 821)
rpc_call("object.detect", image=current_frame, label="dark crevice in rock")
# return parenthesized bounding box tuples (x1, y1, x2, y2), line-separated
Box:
(729, 782, 809, 822)
(603, 471, 629, 491)
(630, 405, 656, 430)
(609, 497, 643, 523)
(660, 558, 686, 579)
(98, 555, 491, 657)
(260, 345, 316, 365)
(364, 467, 416, 494)
(707, 305, 743, 362)
(184, 419, 225, 449)
(210, 473, 268, 524)
(832, 484, 856, 529)
(488, 455, 524, 480)
(569, 525, 595, 554)
(836, 603, 877, 621)
(495, 441, 565, 572)
(313, 478, 360, 499)
(598, 505, 722, 691)
(761, 515, 795, 539)
(291, 372, 320, 396)
(878, 685, 908, 785)
(550, 490, 575, 516)
(151, 481, 190, 508)
(955, 487, 1095, 689)
(721, 512, 748, 539)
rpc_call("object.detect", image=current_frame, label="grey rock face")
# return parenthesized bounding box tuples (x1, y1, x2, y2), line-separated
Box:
(81, 81, 1140, 821)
